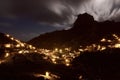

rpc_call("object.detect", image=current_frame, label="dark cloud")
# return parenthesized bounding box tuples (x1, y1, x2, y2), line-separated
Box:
(0, 0, 120, 28)
(0, 0, 84, 27)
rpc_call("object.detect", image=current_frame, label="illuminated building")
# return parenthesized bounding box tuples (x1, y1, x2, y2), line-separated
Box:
(4, 44, 11, 48)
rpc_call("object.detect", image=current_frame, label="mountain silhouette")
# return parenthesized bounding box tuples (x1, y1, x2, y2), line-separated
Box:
(28, 13, 120, 49)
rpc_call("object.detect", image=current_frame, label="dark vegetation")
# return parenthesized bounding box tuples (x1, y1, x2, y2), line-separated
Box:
(72, 48, 120, 80)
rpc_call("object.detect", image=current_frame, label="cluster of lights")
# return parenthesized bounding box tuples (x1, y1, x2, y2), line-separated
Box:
(38, 45, 107, 66)
(4, 34, 36, 54)
(100, 34, 120, 49)
(36, 34, 120, 66)
(4, 34, 36, 50)
(1, 33, 120, 80)
(5, 34, 25, 48)
(38, 48, 80, 66)
(80, 34, 120, 52)
(33, 71, 60, 80)
(1, 34, 120, 66)
(0, 34, 37, 64)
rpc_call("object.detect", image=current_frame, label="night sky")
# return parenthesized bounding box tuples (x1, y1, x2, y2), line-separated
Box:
(0, 0, 120, 41)
(0, 16, 64, 41)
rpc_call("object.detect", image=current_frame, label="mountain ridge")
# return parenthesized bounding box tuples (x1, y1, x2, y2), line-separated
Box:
(28, 13, 120, 49)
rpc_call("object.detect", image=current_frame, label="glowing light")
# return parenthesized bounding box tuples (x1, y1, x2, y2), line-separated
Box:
(59, 49, 63, 53)
(35, 72, 51, 79)
(97, 45, 101, 50)
(66, 63, 70, 66)
(45, 72, 49, 77)
(65, 59, 70, 63)
(53, 61, 57, 64)
(4, 44, 11, 48)
(108, 40, 112, 42)
(24, 50, 29, 53)
(6, 34, 10, 37)
(79, 75, 83, 80)
(4, 53, 10, 58)
(15, 39, 21, 43)
(28, 45, 34, 49)
(101, 47, 106, 51)
(79, 49, 84, 52)
(16, 44, 20, 48)
(33, 47, 36, 49)
(33, 72, 60, 79)
(52, 58, 56, 62)
(113, 34, 119, 40)
(34, 50, 37, 52)
(18, 50, 23, 54)
(101, 38, 106, 42)
(114, 44, 120, 48)
(55, 48, 58, 51)
(10, 37, 14, 40)
(20, 43, 25, 47)
(118, 39, 120, 42)
(65, 48, 71, 51)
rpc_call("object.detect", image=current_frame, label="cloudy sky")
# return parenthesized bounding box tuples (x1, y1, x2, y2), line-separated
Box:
(0, 0, 120, 41)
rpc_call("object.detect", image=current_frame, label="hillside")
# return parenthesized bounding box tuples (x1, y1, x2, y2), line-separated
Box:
(0, 33, 17, 44)
(28, 13, 120, 49)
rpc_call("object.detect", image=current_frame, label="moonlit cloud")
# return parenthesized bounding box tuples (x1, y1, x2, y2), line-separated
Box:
(80, 0, 120, 21)
(0, 0, 120, 27)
